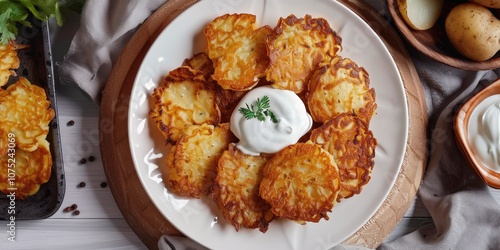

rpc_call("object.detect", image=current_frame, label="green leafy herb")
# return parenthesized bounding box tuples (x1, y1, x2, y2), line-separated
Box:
(0, 0, 85, 45)
(238, 95, 279, 123)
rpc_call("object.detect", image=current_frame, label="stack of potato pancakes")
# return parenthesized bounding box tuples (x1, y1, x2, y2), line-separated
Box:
(149, 13, 377, 233)
(0, 41, 55, 199)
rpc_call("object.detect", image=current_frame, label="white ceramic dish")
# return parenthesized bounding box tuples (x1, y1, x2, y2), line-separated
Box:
(128, 0, 408, 249)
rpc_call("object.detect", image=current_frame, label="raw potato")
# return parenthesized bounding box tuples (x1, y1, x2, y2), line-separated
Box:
(445, 3, 500, 61)
(470, 0, 500, 9)
(398, 0, 444, 30)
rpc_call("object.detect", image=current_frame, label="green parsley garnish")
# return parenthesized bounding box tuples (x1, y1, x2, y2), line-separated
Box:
(0, 0, 85, 45)
(238, 95, 279, 123)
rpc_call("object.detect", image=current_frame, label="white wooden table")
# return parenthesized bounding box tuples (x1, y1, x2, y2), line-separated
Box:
(3, 8, 500, 250)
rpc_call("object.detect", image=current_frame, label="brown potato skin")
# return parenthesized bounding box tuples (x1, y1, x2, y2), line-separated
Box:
(470, 0, 500, 9)
(445, 3, 500, 61)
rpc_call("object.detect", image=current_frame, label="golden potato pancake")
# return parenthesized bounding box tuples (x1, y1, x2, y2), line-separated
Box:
(213, 144, 274, 232)
(259, 142, 340, 223)
(266, 14, 342, 93)
(149, 66, 220, 143)
(205, 13, 272, 91)
(0, 41, 22, 87)
(0, 139, 52, 199)
(165, 123, 234, 198)
(307, 57, 376, 124)
(310, 113, 377, 200)
(0, 77, 55, 152)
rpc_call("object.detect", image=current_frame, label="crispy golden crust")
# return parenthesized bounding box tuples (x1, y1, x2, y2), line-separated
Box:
(165, 123, 234, 198)
(307, 57, 376, 124)
(259, 142, 340, 223)
(0, 77, 55, 152)
(205, 13, 272, 91)
(310, 113, 377, 200)
(213, 144, 274, 232)
(0, 41, 23, 87)
(266, 14, 342, 93)
(0, 139, 52, 199)
(149, 66, 220, 143)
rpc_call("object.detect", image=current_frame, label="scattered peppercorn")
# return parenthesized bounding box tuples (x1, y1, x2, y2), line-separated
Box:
(71, 204, 78, 210)
(73, 210, 80, 216)
(78, 182, 86, 188)
(67, 120, 75, 126)
(88, 156, 95, 162)
(63, 206, 72, 212)
(100, 182, 107, 188)
(79, 158, 87, 164)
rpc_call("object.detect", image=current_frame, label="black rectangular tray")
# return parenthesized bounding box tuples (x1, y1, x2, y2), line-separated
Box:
(0, 19, 65, 220)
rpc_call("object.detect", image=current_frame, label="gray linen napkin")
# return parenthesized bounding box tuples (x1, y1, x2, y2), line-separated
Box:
(58, 0, 166, 104)
(59, 0, 500, 249)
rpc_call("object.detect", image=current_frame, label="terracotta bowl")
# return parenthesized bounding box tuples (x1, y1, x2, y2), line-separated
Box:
(454, 78, 500, 189)
(387, 0, 500, 71)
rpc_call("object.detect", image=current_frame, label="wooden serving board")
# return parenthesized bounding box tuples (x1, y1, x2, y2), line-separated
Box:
(100, 0, 428, 249)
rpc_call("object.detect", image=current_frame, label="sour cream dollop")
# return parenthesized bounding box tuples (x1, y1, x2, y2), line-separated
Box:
(469, 95, 500, 173)
(230, 86, 313, 156)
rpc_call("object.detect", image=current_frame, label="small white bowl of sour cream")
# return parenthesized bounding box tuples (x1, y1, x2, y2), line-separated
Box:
(455, 78, 500, 189)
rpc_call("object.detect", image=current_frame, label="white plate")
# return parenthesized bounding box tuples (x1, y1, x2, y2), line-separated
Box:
(128, 0, 408, 249)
